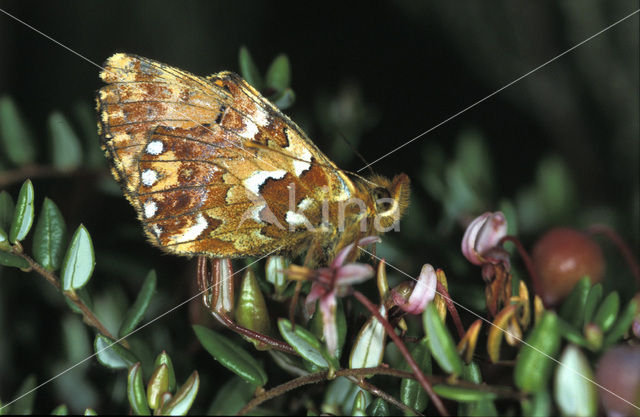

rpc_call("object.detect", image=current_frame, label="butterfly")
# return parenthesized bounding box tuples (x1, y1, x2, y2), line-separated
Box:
(96, 53, 410, 266)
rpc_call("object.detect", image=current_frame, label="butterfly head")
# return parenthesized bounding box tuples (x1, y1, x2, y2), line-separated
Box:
(367, 173, 411, 231)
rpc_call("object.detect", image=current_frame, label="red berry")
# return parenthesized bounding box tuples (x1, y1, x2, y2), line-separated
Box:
(532, 228, 605, 305)
(595, 345, 640, 416)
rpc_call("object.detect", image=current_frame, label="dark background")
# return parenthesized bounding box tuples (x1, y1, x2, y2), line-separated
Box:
(0, 1, 637, 413)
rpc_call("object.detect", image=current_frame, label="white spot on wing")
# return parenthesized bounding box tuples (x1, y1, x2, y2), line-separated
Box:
(151, 224, 163, 237)
(238, 120, 259, 139)
(286, 211, 308, 226)
(298, 198, 313, 211)
(293, 147, 312, 176)
(243, 170, 287, 195)
(143, 200, 157, 218)
(173, 213, 208, 243)
(141, 169, 158, 187)
(146, 140, 164, 155)
(250, 203, 265, 223)
(252, 107, 269, 126)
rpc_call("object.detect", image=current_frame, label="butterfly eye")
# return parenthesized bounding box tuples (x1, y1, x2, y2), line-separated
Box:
(373, 187, 393, 212)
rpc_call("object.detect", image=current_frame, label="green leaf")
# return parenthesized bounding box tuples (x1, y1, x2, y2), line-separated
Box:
(238, 46, 264, 91)
(0, 227, 9, 251)
(603, 299, 638, 348)
(9, 374, 37, 415)
(514, 312, 561, 393)
(193, 324, 267, 387)
(0, 96, 35, 165)
(366, 398, 390, 416)
(127, 363, 150, 415)
(278, 318, 336, 369)
(73, 101, 105, 169)
(160, 371, 199, 416)
(554, 345, 597, 416)
(349, 305, 387, 369)
(0, 191, 15, 232)
(559, 277, 591, 328)
(351, 391, 367, 416)
(9, 180, 34, 243)
(593, 292, 619, 333)
(265, 256, 288, 296)
(400, 338, 431, 413)
(48, 111, 82, 170)
(94, 334, 138, 369)
(51, 404, 69, 415)
(207, 376, 255, 415)
(265, 54, 291, 93)
(458, 362, 498, 416)
(147, 364, 169, 410)
(521, 389, 551, 417)
(32, 198, 67, 271)
(119, 270, 157, 337)
(433, 385, 497, 402)
(235, 269, 271, 339)
(582, 283, 603, 326)
(153, 351, 176, 392)
(0, 250, 29, 269)
(271, 88, 296, 110)
(423, 303, 463, 375)
(84, 408, 97, 415)
(60, 225, 95, 291)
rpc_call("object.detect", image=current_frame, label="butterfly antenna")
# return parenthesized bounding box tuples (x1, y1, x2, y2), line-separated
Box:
(337, 130, 375, 176)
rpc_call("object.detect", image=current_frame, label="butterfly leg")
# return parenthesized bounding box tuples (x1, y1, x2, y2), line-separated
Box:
(196, 256, 296, 355)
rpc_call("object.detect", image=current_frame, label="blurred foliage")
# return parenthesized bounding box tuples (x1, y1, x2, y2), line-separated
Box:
(0, 1, 638, 415)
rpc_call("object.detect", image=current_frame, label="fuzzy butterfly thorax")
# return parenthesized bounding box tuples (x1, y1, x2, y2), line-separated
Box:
(96, 53, 410, 266)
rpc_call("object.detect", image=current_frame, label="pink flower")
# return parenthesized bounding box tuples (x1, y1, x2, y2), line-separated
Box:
(462, 211, 508, 266)
(392, 264, 437, 315)
(296, 236, 379, 354)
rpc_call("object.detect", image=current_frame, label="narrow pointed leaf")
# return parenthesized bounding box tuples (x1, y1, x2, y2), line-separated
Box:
(0, 96, 35, 165)
(61, 225, 95, 291)
(94, 334, 138, 369)
(0, 191, 15, 231)
(32, 198, 67, 271)
(238, 46, 263, 91)
(193, 324, 267, 387)
(400, 338, 431, 413)
(147, 364, 169, 410)
(235, 269, 271, 339)
(265, 256, 288, 296)
(153, 351, 176, 393)
(349, 305, 387, 369)
(49, 111, 82, 170)
(278, 318, 336, 369)
(265, 54, 290, 93)
(432, 385, 497, 402)
(554, 345, 597, 416)
(593, 292, 619, 332)
(9, 180, 34, 243)
(0, 251, 29, 269)
(582, 283, 602, 326)
(603, 299, 638, 348)
(559, 277, 591, 328)
(351, 391, 367, 416)
(207, 376, 254, 415)
(514, 312, 561, 393)
(160, 371, 199, 416)
(424, 302, 462, 375)
(127, 363, 150, 415)
(119, 270, 157, 337)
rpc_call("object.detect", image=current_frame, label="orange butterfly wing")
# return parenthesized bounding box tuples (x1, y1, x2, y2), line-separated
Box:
(97, 53, 355, 258)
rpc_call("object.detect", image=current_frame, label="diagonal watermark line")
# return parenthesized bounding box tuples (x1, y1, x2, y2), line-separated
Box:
(357, 246, 640, 412)
(0, 247, 281, 411)
(357, 8, 640, 173)
(0, 7, 285, 174)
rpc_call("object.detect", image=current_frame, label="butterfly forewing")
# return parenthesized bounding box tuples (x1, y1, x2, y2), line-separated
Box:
(97, 53, 355, 258)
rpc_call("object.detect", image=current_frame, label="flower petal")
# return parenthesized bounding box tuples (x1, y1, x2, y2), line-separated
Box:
(462, 212, 491, 265)
(335, 263, 375, 285)
(320, 290, 338, 354)
(305, 282, 326, 317)
(475, 212, 507, 255)
(402, 264, 437, 314)
(332, 236, 381, 269)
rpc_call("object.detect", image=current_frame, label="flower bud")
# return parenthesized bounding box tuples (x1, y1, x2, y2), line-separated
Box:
(462, 212, 507, 265)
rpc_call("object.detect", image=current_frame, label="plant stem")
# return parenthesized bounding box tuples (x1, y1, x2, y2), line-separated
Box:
(236, 366, 523, 415)
(500, 235, 544, 304)
(12, 246, 122, 344)
(353, 290, 450, 416)
(588, 224, 640, 286)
